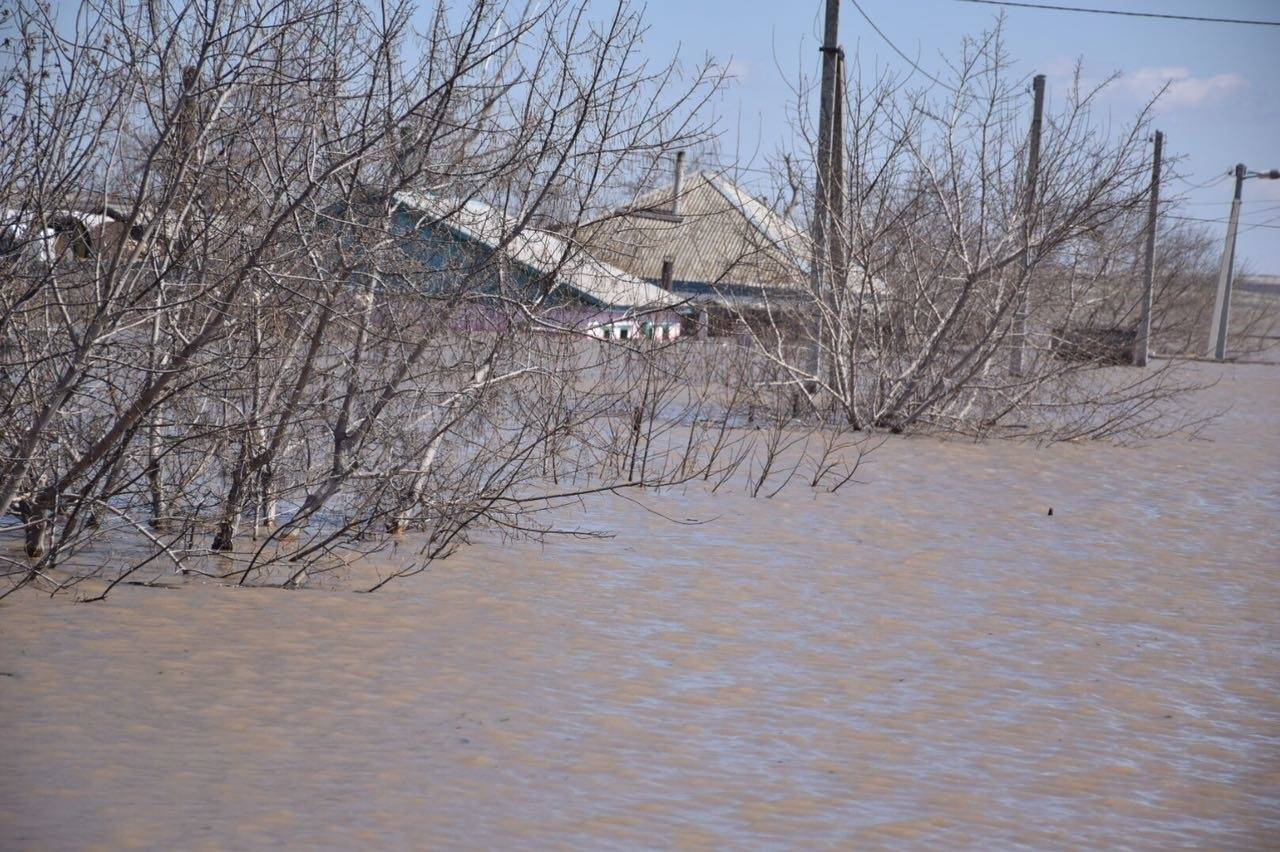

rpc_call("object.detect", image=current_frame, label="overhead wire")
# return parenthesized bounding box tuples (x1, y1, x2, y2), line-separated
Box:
(1240, 212, 1280, 233)
(1165, 213, 1280, 232)
(953, 0, 1280, 27)
(1174, 172, 1234, 190)
(629, 6, 1277, 239)
(848, 0, 963, 94)
(1177, 199, 1280, 207)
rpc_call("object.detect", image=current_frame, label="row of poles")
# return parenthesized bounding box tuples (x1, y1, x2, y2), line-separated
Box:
(1105, 139, 1278, 363)
(808, 0, 1274, 369)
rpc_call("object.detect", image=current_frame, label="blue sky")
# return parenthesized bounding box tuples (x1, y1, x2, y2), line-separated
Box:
(639, 0, 1280, 272)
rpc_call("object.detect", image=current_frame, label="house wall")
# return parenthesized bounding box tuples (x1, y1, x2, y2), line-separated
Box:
(584, 311, 683, 341)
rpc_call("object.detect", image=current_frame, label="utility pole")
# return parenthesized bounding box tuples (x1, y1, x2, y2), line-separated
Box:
(828, 48, 847, 389)
(1133, 130, 1163, 368)
(1207, 164, 1280, 360)
(1010, 74, 1045, 376)
(808, 0, 841, 386)
(1208, 164, 1247, 361)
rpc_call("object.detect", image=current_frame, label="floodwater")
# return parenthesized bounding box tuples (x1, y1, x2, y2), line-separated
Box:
(2, 356, 1278, 849)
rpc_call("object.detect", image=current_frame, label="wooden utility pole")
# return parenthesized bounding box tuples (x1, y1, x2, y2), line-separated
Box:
(808, 0, 841, 384)
(828, 49, 848, 391)
(1010, 74, 1046, 376)
(1133, 130, 1163, 367)
(829, 48, 847, 317)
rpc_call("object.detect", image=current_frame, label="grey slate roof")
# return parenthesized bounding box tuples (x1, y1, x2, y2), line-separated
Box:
(574, 171, 809, 290)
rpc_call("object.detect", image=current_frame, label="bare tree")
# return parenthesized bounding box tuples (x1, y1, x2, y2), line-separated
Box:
(6, 0, 832, 597)
(715, 28, 1213, 440)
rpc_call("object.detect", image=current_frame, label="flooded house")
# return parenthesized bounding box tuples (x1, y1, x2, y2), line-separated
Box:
(393, 191, 684, 340)
(572, 155, 890, 341)
(572, 155, 817, 336)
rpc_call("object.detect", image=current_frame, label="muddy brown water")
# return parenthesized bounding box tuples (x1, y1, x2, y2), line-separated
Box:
(2, 357, 1278, 849)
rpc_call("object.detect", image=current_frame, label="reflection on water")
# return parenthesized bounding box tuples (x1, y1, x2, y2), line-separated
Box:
(2, 357, 1278, 848)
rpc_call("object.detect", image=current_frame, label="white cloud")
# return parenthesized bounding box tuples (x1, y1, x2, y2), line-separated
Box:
(1121, 66, 1247, 108)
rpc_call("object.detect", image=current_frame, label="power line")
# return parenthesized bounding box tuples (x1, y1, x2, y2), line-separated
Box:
(1173, 172, 1235, 191)
(953, 0, 1280, 27)
(695, 159, 782, 177)
(849, 0, 963, 94)
(1241, 213, 1280, 233)
(1177, 200, 1280, 207)
(1166, 213, 1280, 232)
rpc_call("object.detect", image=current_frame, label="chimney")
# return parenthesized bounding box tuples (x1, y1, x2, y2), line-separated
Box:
(660, 256, 674, 290)
(671, 151, 685, 216)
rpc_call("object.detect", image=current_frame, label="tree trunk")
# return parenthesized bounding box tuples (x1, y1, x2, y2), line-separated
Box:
(212, 446, 249, 552)
(146, 285, 168, 528)
(19, 495, 54, 559)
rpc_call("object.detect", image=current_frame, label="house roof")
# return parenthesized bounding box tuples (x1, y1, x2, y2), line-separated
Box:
(574, 171, 809, 291)
(700, 172, 811, 265)
(575, 170, 887, 302)
(394, 191, 679, 310)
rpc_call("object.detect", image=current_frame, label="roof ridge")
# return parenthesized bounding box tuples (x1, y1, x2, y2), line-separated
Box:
(702, 172, 808, 273)
(394, 190, 677, 309)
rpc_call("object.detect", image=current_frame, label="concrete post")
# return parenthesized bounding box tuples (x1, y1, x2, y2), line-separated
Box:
(1208, 163, 1246, 360)
(1011, 74, 1046, 376)
(1133, 130, 1163, 367)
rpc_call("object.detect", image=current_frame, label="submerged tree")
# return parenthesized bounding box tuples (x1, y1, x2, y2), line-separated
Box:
(4, 0, 873, 597)
(723, 27, 1217, 439)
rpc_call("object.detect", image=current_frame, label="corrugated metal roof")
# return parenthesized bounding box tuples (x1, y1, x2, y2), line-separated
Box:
(395, 191, 678, 310)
